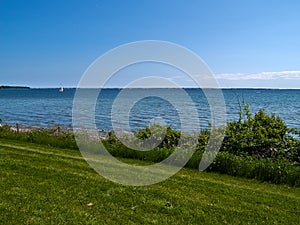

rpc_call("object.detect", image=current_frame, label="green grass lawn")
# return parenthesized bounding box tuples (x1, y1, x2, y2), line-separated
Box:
(0, 138, 299, 224)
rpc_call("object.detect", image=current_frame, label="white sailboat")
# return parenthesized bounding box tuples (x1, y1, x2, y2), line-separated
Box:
(59, 87, 64, 92)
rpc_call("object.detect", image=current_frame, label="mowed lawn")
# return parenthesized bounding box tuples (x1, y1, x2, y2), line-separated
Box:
(0, 138, 299, 224)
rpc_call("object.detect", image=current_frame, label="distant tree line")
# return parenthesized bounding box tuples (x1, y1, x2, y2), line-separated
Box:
(0, 85, 30, 89)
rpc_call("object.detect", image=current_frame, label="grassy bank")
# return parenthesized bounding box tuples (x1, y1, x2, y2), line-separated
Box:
(0, 122, 299, 186)
(0, 138, 299, 224)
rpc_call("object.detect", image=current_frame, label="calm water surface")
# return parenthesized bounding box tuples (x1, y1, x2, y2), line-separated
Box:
(0, 88, 299, 131)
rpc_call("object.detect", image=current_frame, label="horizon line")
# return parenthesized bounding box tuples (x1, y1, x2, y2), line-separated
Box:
(13, 86, 300, 90)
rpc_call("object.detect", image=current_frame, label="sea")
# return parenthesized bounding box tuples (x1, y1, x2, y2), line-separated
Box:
(0, 88, 299, 132)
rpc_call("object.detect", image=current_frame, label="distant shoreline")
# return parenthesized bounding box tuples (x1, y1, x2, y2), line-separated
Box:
(0, 85, 30, 89)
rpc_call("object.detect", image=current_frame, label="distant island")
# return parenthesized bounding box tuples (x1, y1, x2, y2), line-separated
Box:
(0, 85, 30, 89)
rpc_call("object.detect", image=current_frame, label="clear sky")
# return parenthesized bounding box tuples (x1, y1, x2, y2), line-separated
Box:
(1, 0, 300, 88)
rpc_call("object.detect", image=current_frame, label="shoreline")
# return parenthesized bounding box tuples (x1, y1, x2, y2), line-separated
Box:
(3, 123, 110, 139)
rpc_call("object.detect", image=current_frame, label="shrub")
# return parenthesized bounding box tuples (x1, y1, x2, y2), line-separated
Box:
(222, 103, 300, 163)
(135, 124, 181, 149)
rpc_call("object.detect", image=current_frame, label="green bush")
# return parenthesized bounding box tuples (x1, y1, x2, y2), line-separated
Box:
(135, 124, 181, 149)
(222, 103, 300, 163)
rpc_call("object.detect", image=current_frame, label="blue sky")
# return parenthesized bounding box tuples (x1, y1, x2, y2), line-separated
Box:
(1, 0, 300, 88)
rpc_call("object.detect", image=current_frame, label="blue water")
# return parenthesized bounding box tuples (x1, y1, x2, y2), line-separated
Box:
(0, 88, 299, 131)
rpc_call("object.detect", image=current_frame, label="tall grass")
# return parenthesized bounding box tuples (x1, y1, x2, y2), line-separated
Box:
(0, 124, 77, 149)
